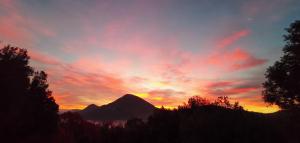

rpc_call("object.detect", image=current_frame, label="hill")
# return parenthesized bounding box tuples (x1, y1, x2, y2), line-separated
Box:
(78, 94, 156, 121)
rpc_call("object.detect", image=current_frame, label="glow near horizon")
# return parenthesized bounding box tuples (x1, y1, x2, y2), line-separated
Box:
(1, 0, 299, 113)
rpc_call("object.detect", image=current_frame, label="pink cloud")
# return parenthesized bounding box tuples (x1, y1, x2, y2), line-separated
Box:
(0, 0, 56, 46)
(209, 87, 258, 96)
(207, 47, 267, 71)
(216, 29, 250, 49)
(204, 29, 267, 71)
(206, 81, 235, 88)
(228, 48, 267, 70)
(70, 56, 133, 77)
(61, 70, 125, 94)
(23, 50, 133, 109)
(231, 52, 267, 70)
(30, 50, 61, 65)
(204, 80, 261, 98)
(0, 12, 32, 43)
(48, 63, 132, 109)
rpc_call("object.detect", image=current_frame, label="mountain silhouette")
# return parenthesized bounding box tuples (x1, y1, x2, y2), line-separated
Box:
(78, 94, 156, 121)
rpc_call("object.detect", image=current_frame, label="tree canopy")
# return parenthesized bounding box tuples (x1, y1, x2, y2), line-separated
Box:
(0, 45, 59, 143)
(263, 20, 300, 109)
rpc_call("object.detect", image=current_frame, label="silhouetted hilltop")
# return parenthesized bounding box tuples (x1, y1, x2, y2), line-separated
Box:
(78, 94, 156, 121)
(84, 104, 99, 111)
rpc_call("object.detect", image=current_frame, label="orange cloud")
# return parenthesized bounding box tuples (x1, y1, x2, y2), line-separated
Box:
(235, 94, 280, 113)
(200, 80, 279, 113)
(147, 89, 187, 107)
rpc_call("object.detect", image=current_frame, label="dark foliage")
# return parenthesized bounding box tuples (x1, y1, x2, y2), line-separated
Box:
(54, 96, 300, 143)
(263, 20, 300, 109)
(55, 112, 101, 143)
(0, 45, 58, 143)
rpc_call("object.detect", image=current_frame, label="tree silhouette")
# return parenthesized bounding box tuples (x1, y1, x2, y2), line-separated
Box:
(28, 71, 59, 135)
(0, 45, 33, 111)
(187, 96, 210, 108)
(263, 20, 300, 109)
(0, 45, 58, 142)
(213, 96, 231, 108)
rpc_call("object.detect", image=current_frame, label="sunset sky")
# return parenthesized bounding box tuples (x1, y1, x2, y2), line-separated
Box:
(1, 0, 300, 113)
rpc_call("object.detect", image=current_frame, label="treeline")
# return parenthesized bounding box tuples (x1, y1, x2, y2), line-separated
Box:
(54, 97, 300, 143)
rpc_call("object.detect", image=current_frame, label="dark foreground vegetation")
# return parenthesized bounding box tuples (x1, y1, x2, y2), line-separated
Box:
(57, 98, 300, 143)
(1, 20, 300, 143)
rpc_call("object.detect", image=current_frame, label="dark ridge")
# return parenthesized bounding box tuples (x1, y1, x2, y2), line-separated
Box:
(78, 94, 156, 121)
(84, 104, 99, 110)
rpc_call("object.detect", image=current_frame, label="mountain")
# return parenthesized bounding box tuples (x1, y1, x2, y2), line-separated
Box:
(78, 94, 156, 121)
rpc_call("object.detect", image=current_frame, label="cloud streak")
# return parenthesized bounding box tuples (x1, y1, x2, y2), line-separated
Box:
(216, 29, 250, 49)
